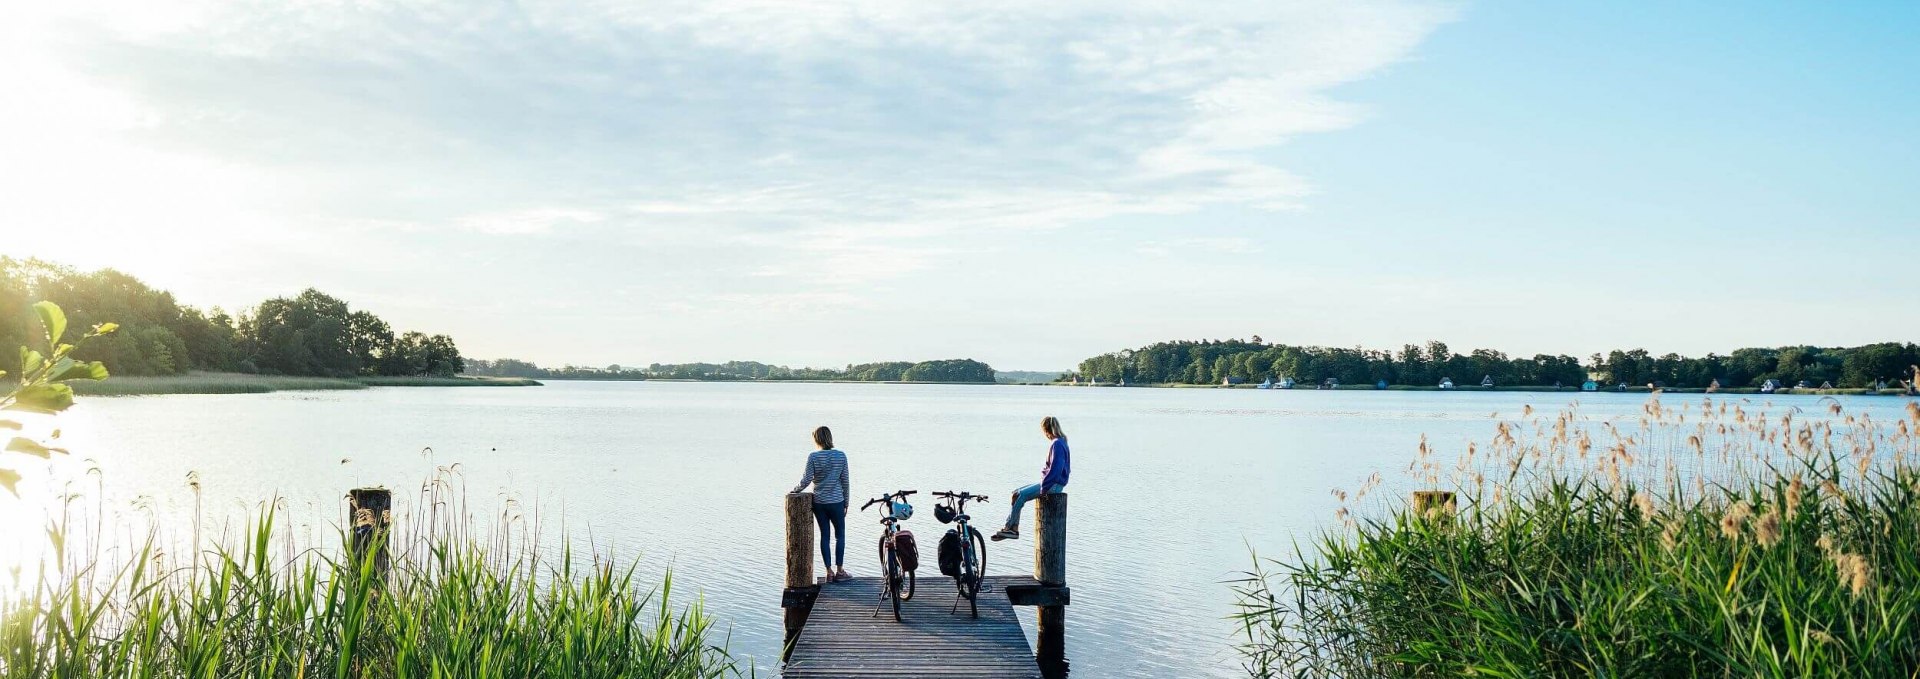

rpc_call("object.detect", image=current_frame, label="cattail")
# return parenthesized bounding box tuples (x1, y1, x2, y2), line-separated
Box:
(1721, 500, 1752, 541)
(1822, 480, 1845, 503)
(1660, 519, 1682, 552)
(1816, 534, 1835, 556)
(1832, 552, 1872, 596)
(1785, 476, 1804, 519)
(1754, 508, 1782, 547)
(1633, 491, 1656, 519)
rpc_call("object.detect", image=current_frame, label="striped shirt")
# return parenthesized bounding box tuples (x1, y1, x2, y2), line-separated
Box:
(793, 448, 850, 505)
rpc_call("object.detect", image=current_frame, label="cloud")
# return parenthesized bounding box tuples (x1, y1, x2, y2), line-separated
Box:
(4, 0, 1453, 361)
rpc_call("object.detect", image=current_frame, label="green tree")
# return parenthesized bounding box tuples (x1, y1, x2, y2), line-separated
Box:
(1, 302, 113, 495)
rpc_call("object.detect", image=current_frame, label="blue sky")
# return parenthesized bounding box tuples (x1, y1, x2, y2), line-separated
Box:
(3, 1, 1915, 370)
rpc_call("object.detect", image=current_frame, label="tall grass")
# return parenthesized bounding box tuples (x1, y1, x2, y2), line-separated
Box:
(0, 473, 734, 678)
(1234, 397, 1920, 678)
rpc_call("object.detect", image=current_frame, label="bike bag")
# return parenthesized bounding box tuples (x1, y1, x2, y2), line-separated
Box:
(891, 530, 920, 572)
(938, 529, 963, 577)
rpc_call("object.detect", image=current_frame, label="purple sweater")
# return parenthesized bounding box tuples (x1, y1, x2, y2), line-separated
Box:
(1041, 437, 1070, 488)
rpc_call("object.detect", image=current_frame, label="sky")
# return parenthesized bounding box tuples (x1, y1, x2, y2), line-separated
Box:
(3, 1, 1916, 371)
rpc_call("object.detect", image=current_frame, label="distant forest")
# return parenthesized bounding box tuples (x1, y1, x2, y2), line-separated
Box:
(466, 358, 999, 383)
(1, 258, 464, 378)
(1075, 337, 1920, 389)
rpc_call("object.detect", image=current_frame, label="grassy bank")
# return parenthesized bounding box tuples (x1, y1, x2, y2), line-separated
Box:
(1234, 399, 1920, 677)
(0, 480, 733, 678)
(71, 371, 540, 395)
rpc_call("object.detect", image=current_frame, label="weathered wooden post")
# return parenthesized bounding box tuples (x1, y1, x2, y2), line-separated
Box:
(1035, 492, 1068, 678)
(1413, 490, 1455, 522)
(781, 492, 819, 660)
(347, 486, 392, 579)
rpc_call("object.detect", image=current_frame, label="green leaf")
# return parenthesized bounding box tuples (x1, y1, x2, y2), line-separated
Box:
(0, 468, 18, 496)
(33, 301, 66, 347)
(20, 348, 43, 376)
(5, 437, 63, 458)
(51, 360, 108, 382)
(90, 322, 118, 336)
(4, 384, 74, 414)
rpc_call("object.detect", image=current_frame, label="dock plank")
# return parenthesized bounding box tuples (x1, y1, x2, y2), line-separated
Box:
(784, 576, 1040, 679)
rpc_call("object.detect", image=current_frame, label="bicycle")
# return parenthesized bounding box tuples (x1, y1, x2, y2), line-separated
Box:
(931, 490, 990, 618)
(860, 489, 918, 621)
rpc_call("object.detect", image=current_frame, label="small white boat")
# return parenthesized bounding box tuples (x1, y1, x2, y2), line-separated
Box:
(1257, 377, 1274, 389)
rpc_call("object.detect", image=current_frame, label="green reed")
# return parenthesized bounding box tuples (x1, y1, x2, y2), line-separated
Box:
(0, 481, 734, 678)
(1234, 398, 1920, 678)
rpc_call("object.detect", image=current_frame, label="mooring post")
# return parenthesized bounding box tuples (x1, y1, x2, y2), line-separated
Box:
(347, 486, 392, 580)
(1412, 490, 1456, 522)
(1035, 491, 1068, 678)
(782, 491, 819, 661)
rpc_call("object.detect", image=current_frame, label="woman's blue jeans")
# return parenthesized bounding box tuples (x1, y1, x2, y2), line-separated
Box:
(1004, 483, 1065, 529)
(812, 501, 847, 568)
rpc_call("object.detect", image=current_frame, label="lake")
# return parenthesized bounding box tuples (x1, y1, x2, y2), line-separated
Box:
(3, 382, 1908, 677)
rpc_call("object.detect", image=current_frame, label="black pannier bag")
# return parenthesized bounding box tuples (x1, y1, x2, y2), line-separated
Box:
(938, 529, 963, 576)
(892, 530, 919, 572)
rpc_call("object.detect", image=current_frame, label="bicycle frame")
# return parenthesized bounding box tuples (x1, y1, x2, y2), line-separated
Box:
(933, 490, 990, 617)
(863, 490, 916, 620)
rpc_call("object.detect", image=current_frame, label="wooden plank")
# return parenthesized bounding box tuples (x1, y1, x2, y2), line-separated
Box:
(784, 576, 1040, 679)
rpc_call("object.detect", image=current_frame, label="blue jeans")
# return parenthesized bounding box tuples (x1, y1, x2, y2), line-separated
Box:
(812, 501, 847, 568)
(1004, 483, 1065, 529)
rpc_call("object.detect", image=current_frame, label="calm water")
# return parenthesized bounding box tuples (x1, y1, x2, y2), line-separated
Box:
(3, 382, 1910, 677)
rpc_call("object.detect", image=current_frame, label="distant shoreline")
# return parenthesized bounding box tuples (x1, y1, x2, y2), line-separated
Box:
(1077, 382, 1912, 396)
(73, 371, 541, 396)
(69, 372, 1912, 398)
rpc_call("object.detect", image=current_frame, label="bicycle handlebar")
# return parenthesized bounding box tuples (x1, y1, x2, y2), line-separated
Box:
(933, 490, 990, 502)
(860, 490, 918, 511)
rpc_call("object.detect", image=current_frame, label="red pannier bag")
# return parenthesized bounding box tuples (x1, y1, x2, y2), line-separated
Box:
(891, 530, 920, 572)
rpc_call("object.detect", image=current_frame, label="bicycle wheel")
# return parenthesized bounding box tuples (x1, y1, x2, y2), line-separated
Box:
(903, 568, 916, 601)
(965, 526, 987, 618)
(881, 535, 902, 622)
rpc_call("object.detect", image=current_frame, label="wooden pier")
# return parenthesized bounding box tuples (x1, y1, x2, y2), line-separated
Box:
(781, 492, 1071, 678)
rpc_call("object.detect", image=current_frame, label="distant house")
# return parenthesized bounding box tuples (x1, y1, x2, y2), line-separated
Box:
(1222, 376, 1247, 385)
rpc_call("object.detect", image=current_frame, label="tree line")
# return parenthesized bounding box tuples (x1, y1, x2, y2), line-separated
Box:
(465, 358, 998, 383)
(1074, 337, 1920, 389)
(1, 258, 464, 378)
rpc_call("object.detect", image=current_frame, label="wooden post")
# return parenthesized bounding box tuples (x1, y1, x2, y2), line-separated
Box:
(786, 492, 816, 588)
(1034, 492, 1068, 678)
(347, 487, 391, 579)
(782, 492, 819, 661)
(1412, 490, 1455, 521)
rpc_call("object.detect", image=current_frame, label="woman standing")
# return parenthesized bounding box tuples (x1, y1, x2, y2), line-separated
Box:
(792, 426, 852, 582)
(992, 416, 1071, 541)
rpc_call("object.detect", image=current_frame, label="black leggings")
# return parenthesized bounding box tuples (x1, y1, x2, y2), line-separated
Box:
(812, 501, 847, 568)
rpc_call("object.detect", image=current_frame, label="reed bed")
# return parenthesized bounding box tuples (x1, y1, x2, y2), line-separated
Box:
(1235, 396, 1920, 678)
(70, 372, 540, 396)
(0, 472, 734, 678)
(71, 372, 370, 395)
